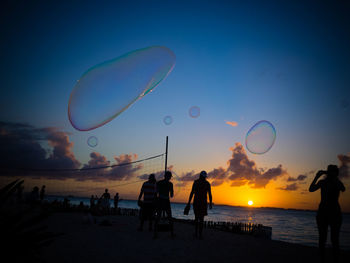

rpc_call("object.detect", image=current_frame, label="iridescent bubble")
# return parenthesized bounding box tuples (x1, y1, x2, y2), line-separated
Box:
(245, 120, 276, 154)
(163, 115, 173, 125)
(189, 106, 200, 118)
(68, 46, 176, 131)
(87, 136, 98, 147)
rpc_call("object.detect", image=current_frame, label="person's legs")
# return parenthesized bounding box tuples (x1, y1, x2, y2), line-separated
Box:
(153, 207, 161, 238)
(317, 214, 328, 263)
(165, 205, 174, 237)
(194, 215, 199, 237)
(148, 205, 154, 231)
(138, 205, 144, 231)
(198, 216, 204, 238)
(330, 215, 342, 263)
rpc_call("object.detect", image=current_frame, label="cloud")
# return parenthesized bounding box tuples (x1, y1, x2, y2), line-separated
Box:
(277, 183, 299, 191)
(83, 152, 110, 169)
(76, 153, 143, 182)
(0, 121, 80, 172)
(0, 121, 144, 182)
(176, 142, 288, 189)
(225, 121, 238, 127)
(227, 143, 287, 188)
(338, 153, 350, 178)
(287, 174, 307, 182)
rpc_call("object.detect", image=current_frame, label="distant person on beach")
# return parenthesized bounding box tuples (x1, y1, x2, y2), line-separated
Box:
(63, 197, 70, 210)
(29, 186, 40, 205)
(187, 170, 213, 239)
(114, 192, 119, 211)
(101, 189, 111, 214)
(137, 174, 157, 231)
(40, 185, 46, 201)
(154, 171, 174, 238)
(309, 165, 345, 263)
(90, 195, 95, 208)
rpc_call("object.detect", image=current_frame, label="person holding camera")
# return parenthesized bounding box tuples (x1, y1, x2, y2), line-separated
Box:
(309, 165, 346, 263)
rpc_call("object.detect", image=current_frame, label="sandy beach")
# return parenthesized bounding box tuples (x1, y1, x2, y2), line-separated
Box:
(41, 212, 349, 263)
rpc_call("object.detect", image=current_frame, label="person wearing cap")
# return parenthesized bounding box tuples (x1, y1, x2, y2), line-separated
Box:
(187, 170, 212, 239)
(154, 171, 174, 238)
(137, 174, 157, 231)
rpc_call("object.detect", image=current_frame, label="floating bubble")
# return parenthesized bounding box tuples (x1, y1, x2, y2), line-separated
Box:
(163, 115, 173, 125)
(245, 120, 276, 154)
(87, 136, 98, 147)
(68, 46, 176, 131)
(189, 106, 200, 118)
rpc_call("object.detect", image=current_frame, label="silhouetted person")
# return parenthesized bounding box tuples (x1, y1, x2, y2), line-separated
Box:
(90, 195, 95, 208)
(187, 170, 212, 239)
(29, 186, 40, 205)
(101, 189, 111, 214)
(40, 185, 46, 201)
(114, 192, 119, 211)
(137, 174, 157, 231)
(154, 171, 174, 238)
(309, 165, 345, 263)
(63, 197, 70, 210)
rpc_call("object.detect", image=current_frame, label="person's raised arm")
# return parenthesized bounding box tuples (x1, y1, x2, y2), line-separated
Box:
(208, 184, 213, 209)
(309, 171, 324, 192)
(339, 180, 346, 192)
(187, 182, 195, 205)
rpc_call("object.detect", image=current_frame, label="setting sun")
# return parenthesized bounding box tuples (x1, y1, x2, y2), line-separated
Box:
(248, 200, 253, 206)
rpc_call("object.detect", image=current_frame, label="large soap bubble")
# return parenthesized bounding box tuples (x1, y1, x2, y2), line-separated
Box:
(68, 46, 176, 131)
(245, 120, 276, 154)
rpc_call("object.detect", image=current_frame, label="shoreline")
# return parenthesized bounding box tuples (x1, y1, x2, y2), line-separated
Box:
(46, 195, 343, 214)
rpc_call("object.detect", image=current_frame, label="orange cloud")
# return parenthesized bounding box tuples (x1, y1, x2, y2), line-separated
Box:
(225, 120, 238, 127)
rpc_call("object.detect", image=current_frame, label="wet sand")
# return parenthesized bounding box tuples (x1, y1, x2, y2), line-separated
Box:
(41, 212, 349, 263)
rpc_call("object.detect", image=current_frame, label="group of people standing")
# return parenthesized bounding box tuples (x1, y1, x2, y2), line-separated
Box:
(137, 170, 213, 239)
(90, 190, 119, 214)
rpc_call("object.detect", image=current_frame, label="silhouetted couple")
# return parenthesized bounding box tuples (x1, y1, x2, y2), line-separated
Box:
(138, 171, 174, 238)
(309, 165, 345, 263)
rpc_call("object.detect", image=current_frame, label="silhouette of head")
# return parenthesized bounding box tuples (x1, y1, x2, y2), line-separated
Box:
(105, 189, 108, 193)
(327, 165, 339, 178)
(164, 171, 172, 181)
(149, 173, 156, 182)
(200, 170, 207, 179)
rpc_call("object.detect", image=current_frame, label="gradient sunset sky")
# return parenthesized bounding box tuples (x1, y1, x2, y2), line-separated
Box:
(1, 0, 349, 211)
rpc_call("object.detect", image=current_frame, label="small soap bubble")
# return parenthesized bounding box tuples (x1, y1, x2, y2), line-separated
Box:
(245, 120, 276, 154)
(87, 136, 98, 147)
(163, 116, 173, 125)
(189, 106, 200, 118)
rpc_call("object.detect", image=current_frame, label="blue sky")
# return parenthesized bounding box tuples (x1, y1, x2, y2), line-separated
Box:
(1, 0, 349, 208)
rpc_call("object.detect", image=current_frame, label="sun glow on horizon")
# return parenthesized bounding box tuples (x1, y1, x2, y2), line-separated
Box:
(248, 200, 253, 206)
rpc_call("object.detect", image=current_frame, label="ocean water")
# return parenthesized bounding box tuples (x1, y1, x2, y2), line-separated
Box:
(47, 196, 350, 250)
